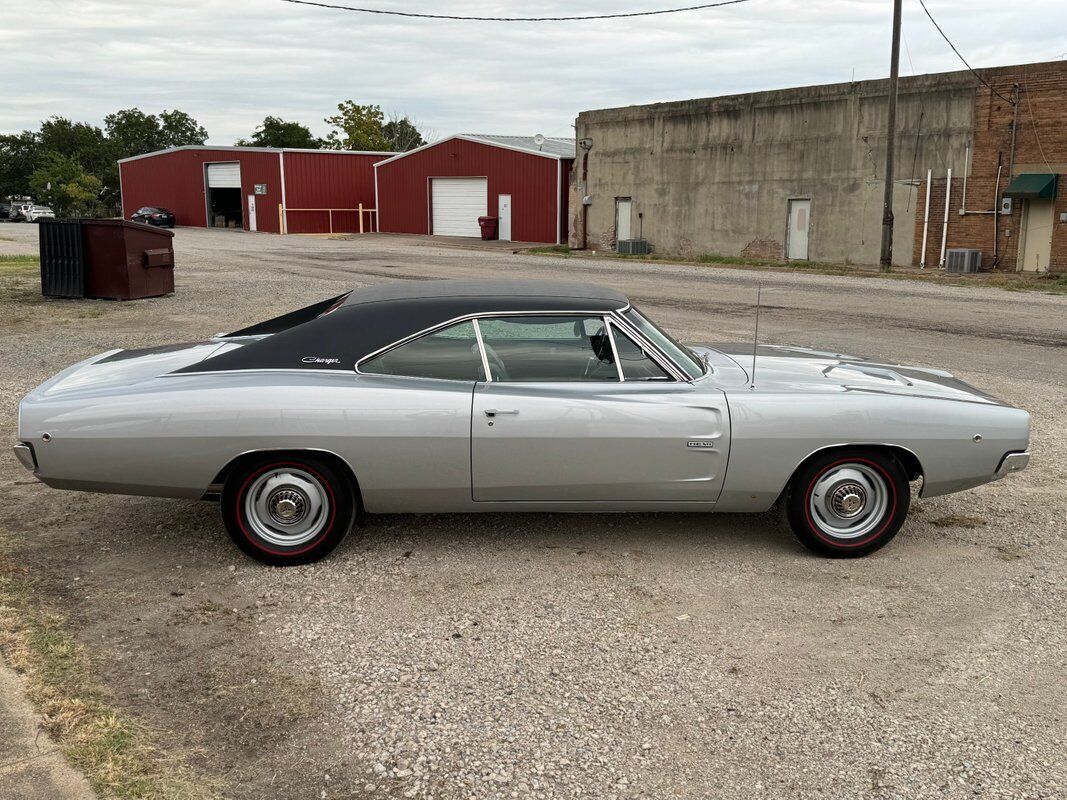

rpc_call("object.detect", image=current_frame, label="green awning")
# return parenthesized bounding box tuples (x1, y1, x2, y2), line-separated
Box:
(1003, 173, 1058, 199)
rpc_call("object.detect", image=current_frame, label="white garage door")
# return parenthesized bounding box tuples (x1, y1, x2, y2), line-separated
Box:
(206, 162, 241, 188)
(431, 178, 487, 237)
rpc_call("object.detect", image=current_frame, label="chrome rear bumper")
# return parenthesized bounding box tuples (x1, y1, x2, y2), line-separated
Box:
(13, 443, 36, 472)
(994, 451, 1029, 480)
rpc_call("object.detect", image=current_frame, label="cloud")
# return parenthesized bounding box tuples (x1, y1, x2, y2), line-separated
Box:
(2, 0, 1064, 143)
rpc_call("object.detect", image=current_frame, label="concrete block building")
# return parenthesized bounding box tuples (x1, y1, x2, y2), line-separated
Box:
(572, 60, 1067, 272)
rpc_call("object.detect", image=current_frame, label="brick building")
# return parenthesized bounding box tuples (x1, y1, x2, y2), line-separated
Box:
(914, 60, 1066, 273)
(574, 59, 1066, 273)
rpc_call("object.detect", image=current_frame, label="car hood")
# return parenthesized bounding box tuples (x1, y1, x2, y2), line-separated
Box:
(27, 338, 261, 399)
(692, 343, 1006, 405)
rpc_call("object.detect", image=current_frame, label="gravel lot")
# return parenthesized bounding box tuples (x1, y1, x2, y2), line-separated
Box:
(1, 224, 1064, 799)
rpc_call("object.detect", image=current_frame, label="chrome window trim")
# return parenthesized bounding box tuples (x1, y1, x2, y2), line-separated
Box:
(354, 309, 671, 380)
(618, 306, 705, 380)
(606, 319, 674, 382)
(604, 320, 625, 382)
(470, 318, 493, 382)
(605, 312, 689, 382)
(351, 307, 691, 384)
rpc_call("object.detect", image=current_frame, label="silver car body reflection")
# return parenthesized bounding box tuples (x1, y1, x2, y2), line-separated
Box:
(14, 281, 1030, 515)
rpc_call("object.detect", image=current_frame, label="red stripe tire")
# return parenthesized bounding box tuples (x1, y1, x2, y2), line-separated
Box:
(786, 449, 910, 558)
(221, 454, 355, 566)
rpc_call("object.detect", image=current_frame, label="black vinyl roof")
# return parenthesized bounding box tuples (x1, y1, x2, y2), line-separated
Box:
(176, 280, 631, 374)
(340, 279, 628, 307)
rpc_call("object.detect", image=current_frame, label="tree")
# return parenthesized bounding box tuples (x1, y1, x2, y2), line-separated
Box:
(104, 108, 208, 158)
(104, 108, 166, 158)
(159, 109, 208, 148)
(323, 102, 390, 151)
(29, 152, 103, 216)
(0, 131, 39, 199)
(237, 116, 322, 149)
(382, 113, 427, 151)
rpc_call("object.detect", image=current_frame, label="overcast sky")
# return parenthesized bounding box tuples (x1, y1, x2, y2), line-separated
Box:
(4, 0, 1065, 144)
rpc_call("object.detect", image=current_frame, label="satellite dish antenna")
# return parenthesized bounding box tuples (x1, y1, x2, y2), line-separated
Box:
(533, 133, 546, 150)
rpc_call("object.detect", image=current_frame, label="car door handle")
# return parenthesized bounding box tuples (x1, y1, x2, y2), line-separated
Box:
(484, 409, 519, 417)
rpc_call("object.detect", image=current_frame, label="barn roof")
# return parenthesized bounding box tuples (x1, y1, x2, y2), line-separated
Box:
(373, 134, 576, 167)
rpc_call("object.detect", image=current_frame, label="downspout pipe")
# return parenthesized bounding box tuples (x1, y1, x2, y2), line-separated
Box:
(960, 146, 969, 214)
(991, 161, 1003, 269)
(920, 169, 932, 269)
(939, 168, 951, 268)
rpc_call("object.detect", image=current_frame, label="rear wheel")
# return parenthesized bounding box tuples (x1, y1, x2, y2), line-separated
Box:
(221, 455, 355, 566)
(786, 449, 909, 557)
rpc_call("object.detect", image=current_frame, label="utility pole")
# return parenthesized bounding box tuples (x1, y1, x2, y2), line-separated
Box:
(879, 0, 903, 272)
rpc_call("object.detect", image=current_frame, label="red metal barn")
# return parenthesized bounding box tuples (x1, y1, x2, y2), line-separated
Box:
(374, 135, 575, 244)
(119, 146, 390, 234)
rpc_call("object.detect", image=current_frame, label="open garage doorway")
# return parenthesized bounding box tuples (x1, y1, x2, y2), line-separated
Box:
(205, 162, 243, 229)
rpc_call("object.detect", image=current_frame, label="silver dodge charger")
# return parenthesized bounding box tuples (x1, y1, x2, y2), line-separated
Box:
(14, 280, 1030, 565)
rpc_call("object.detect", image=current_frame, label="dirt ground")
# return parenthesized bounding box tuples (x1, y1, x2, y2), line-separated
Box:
(1, 224, 1064, 799)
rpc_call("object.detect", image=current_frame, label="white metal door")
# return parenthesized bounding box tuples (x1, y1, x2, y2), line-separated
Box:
(787, 199, 811, 260)
(615, 198, 632, 243)
(206, 162, 241, 188)
(1019, 199, 1054, 272)
(431, 177, 487, 237)
(246, 195, 257, 232)
(471, 382, 730, 503)
(498, 194, 512, 241)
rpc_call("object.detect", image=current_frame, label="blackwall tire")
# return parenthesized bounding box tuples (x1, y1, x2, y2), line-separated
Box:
(786, 449, 910, 558)
(221, 455, 355, 566)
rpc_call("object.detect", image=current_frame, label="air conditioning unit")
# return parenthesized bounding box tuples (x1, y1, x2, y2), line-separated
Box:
(945, 248, 982, 273)
(616, 238, 651, 255)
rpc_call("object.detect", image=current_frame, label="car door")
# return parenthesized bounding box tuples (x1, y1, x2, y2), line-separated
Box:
(355, 319, 483, 511)
(471, 314, 730, 503)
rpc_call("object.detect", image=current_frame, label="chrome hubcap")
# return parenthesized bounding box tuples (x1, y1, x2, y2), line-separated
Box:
(245, 469, 329, 547)
(809, 464, 888, 540)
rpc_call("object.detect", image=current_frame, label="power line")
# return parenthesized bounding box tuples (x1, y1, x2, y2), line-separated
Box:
(279, 0, 754, 22)
(915, 0, 1015, 105)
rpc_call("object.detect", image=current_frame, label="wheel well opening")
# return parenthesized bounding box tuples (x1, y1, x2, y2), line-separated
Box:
(795, 444, 924, 484)
(209, 450, 363, 511)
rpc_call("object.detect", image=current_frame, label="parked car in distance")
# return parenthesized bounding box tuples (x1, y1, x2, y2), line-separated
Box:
(13, 280, 1031, 566)
(131, 207, 175, 227)
(24, 205, 55, 222)
(0, 202, 10, 220)
(9, 202, 35, 221)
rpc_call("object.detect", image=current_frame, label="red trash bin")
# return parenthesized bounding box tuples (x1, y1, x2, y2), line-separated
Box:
(40, 219, 175, 300)
(83, 220, 174, 299)
(478, 216, 499, 241)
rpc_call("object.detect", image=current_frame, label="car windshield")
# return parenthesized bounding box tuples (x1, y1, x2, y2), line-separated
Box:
(623, 307, 705, 379)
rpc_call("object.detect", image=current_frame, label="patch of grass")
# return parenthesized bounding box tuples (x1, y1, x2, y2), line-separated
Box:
(998, 273, 1067, 294)
(527, 245, 572, 257)
(0, 254, 40, 274)
(0, 531, 215, 800)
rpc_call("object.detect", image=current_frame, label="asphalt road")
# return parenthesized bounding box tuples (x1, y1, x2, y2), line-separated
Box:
(1, 224, 1064, 799)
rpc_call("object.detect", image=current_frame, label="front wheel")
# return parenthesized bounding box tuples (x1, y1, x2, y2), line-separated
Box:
(786, 449, 910, 557)
(221, 455, 355, 566)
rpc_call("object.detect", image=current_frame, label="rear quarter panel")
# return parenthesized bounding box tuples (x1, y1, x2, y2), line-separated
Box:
(21, 372, 474, 508)
(716, 391, 1030, 511)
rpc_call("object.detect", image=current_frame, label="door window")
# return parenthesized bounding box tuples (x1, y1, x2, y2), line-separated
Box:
(610, 325, 671, 380)
(477, 316, 619, 382)
(361, 320, 485, 381)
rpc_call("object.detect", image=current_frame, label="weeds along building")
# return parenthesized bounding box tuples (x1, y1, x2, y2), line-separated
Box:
(572, 59, 1066, 272)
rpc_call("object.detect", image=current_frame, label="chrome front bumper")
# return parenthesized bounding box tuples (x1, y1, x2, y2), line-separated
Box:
(13, 443, 36, 472)
(994, 451, 1030, 480)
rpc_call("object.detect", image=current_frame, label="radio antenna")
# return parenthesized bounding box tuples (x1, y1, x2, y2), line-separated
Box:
(750, 283, 761, 389)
